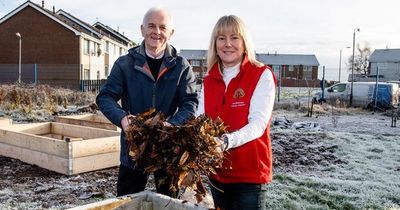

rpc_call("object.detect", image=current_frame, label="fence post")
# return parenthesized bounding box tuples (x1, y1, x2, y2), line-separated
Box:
(34, 63, 38, 85)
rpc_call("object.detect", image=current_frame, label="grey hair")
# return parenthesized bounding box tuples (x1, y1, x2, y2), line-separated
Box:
(142, 6, 174, 28)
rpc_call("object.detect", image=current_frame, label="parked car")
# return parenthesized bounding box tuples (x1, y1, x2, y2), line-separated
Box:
(314, 82, 399, 108)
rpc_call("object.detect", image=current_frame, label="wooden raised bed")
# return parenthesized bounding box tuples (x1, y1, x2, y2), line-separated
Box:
(0, 122, 120, 175)
(55, 114, 117, 131)
(67, 191, 207, 210)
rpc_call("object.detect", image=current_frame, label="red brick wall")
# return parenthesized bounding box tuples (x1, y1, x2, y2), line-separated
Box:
(0, 6, 80, 65)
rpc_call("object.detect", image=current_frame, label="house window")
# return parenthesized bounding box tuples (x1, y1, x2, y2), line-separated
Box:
(289, 65, 294, 71)
(97, 71, 100, 80)
(84, 39, 90, 55)
(84, 69, 90, 80)
(105, 65, 109, 77)
(191, 60, 201, 67)
(105, 41, 109, 53)
(303, 66, 312, 80)
(119, 47, 123, 56)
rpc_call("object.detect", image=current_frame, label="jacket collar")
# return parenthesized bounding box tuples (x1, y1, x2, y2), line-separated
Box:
(129, 42, 177, 69)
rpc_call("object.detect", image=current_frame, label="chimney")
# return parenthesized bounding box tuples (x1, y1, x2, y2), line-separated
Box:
(52, 6, 55, 14)
(42, 0, 44, 8)
(274, 51, 277, 56)
(117, 26, 119, 32)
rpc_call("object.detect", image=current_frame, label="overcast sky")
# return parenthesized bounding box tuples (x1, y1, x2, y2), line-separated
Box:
(1, 0, 400, 80)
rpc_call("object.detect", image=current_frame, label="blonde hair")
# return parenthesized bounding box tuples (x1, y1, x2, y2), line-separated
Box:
(207, 15, 263, 69)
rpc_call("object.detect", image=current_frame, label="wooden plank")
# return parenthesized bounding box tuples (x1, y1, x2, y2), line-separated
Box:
(72, 151, 120, 174)
(1, 123, 46, 132)
(0, 142, 69, 175)
(20, 123, 51, 135)
(71, 136, 120, 158)
(51, 122, 119, 139)
(55, 115, 117, 131)
(0, 118, 12, 126)
(0, 129, 69, 157)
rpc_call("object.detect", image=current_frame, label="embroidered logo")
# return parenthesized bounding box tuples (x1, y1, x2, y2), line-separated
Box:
(233, 88, 245, 98)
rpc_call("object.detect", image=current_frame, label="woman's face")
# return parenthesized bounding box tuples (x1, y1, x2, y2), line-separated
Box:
(216, 31, 244, 68)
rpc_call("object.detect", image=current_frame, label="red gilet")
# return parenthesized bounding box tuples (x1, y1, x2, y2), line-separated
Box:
(204, 56, 275, 184)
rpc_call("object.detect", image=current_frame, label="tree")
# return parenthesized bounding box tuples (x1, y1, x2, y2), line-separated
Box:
(346, 43, 372, 75)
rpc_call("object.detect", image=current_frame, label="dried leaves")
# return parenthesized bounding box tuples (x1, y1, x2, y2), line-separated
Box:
(125, 109, 227, 202)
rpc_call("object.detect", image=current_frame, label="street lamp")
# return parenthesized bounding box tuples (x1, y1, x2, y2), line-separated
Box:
(350, 28, 360, 106)
(16, 32, 22, 84)
(338, 46, 350, 82)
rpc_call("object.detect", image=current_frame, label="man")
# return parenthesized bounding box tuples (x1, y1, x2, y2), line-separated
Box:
(96, 7, 198, 197)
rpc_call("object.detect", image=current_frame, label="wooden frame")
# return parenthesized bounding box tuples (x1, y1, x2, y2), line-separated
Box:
(0, 122, 120, 175)
(55, 114, 117, 131)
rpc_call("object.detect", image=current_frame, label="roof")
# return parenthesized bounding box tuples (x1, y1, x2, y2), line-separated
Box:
(369, 49, 400, 63)
(179, 49, 207, 60)
(56, 9, 102, 39)
(0, 1, 131, 44)
(0, 1, 80, 36)
(257, 53, 320, 66)
(93, 22, 131, 45)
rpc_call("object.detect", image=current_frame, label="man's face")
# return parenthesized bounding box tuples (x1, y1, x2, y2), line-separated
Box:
(141, 10, 174, 54)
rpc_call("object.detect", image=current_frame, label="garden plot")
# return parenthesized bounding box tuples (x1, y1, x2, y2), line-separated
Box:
(0, 122, 120, 175)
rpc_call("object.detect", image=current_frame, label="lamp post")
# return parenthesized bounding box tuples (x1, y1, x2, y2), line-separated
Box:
(16, 32, 22, 84)
(350, 28, 360, 106)
(338, 47, 350, 82)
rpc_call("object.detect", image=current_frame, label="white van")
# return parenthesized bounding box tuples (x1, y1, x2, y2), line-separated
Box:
(315, 82, 399, 108)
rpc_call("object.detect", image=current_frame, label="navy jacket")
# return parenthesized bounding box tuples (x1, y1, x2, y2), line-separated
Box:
(96, 43, 198, 168)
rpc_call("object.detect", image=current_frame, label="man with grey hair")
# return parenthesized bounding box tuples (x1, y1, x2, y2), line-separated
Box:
(96, 7, 198, 197)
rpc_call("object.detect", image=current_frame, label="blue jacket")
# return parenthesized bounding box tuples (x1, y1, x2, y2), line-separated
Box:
(96, 43, 198, 169)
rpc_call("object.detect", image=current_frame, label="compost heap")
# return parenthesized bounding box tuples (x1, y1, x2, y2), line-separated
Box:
(125, 109, 226, 202)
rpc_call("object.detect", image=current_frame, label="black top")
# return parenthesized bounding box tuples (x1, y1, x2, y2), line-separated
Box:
(146, 55, 163, 80)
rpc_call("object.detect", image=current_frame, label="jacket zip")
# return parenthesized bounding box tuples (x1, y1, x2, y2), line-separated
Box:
(152, 83, 156, 107)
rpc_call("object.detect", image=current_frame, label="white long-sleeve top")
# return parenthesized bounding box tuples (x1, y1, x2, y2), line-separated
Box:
(195, 63, 276, 150)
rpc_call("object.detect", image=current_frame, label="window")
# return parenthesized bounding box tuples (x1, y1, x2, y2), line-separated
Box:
(105, 65, 109, 77)
(303, 66, 312, 80)
(289, 65, 294, 71)
(331, 84, 346, 92)
(84, 39, 90, 55)
(105, 41, 109, 53)
(113, 44, 117, 55)
(191, 60, 200, 67)
(84, 69, 90, 80)
(119, 47, 123, 56)
(97, 71, 100, 80)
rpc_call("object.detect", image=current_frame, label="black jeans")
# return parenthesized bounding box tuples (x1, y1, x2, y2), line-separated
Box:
(116, 164, 176, 197)
(210, 179, 267, 210)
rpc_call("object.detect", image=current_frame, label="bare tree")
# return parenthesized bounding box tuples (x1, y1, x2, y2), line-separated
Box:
(346, 43, 372, 75)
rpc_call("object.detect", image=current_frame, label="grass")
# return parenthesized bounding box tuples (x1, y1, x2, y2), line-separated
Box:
(266, 131, 400, 210)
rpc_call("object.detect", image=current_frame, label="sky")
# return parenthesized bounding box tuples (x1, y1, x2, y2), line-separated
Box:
(1, 0, 400, 81)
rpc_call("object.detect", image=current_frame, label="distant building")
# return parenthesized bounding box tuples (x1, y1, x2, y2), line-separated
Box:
(369, 49, 400, 82)
(0, 1, 132, 89)
(179, 49, 207, 83)
(257, 53, 320, 87)
(179, 50, 320, 87)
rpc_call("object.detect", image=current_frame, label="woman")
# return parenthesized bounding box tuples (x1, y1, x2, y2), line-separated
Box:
(196, 15, 276, 210)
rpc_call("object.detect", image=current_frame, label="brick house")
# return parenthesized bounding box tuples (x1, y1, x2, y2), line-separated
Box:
(0, 1, 132, 89)
(257, 53, 320, 87)
(179, 49, 207, 83)
(179, 49, 320, 87)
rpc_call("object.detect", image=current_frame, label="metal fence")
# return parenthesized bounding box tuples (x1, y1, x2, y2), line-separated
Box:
(0, 64, 107, 92)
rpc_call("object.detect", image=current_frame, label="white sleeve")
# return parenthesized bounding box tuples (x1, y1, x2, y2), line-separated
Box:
(195, 84, 205, 117)
(225, 70, 275, 150)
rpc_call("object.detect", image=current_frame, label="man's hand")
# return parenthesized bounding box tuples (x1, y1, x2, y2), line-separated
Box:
(121, 115, 134, 132)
